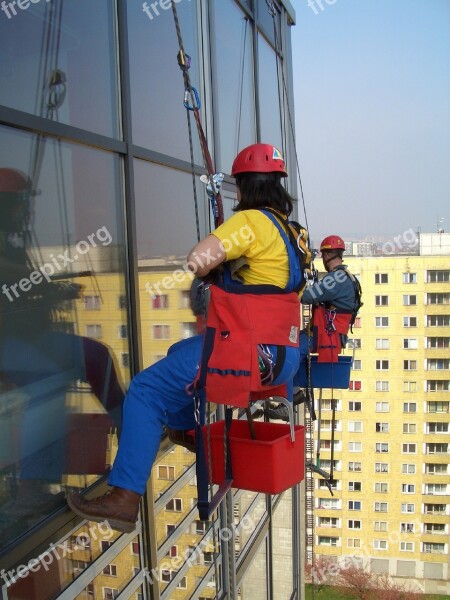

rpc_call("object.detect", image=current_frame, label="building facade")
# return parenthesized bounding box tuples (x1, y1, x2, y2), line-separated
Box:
(0, 1, 304, 599)
(307, 234, 450, 596)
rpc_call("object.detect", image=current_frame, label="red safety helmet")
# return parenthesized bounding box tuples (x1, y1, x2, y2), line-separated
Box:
(320, 235, 345, 252)
(0, 168, 31, 194)
(231, 143, 288, 177)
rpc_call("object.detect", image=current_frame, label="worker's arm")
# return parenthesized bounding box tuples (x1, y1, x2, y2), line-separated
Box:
(187, 234, 225, 278)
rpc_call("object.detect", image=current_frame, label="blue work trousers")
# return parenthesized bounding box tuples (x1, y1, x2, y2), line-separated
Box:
(108, 335, 299, 495)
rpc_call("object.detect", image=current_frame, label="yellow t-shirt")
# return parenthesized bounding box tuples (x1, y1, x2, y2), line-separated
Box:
(212, 209, 289, 288)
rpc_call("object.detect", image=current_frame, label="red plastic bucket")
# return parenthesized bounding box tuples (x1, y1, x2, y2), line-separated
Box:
(203, 420, 305, 494)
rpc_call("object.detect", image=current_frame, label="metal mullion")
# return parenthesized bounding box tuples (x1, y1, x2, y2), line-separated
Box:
(130, 143, 205, 177)
(0, 105, 126, 155)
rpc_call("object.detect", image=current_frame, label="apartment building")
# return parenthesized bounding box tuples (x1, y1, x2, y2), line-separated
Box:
(308, 232, 450, 596)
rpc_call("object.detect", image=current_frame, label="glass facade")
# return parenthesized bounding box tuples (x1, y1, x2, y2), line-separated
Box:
(0, 1, 301, 598)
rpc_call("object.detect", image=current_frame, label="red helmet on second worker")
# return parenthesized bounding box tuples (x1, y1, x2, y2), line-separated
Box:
(320, 235, 345, 252)
(231, 143, 288, 177)
(0, 168, 32, 194)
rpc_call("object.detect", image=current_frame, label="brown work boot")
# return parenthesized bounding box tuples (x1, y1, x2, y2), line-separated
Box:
(167, 428, 196, 453)
(67, 487, 141, 533)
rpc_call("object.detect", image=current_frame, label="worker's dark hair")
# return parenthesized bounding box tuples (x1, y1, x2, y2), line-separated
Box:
(233, 173, 296, 216)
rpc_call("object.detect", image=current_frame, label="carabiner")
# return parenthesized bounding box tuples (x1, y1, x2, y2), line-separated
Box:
(184, 87, 201, 111)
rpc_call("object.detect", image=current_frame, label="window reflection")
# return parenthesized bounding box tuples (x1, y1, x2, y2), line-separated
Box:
(0, 126, 128, 549)
(127, 1, 202, 161)
(212, 0, 256, 173)
(258, 34, 283, 150)
(0, 1, 119, 137)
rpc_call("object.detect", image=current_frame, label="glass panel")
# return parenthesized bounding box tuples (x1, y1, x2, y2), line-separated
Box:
(258, 34, 282, 150)
(127, 1, 202, 161)
(0, 126, 128, 550)
(257, 0, 278, 45)
(234, 491, 266, 562)
(5, 527, 142, 599)
(272, 490, 293, 599)
(0, 1, 119, 137)
(238, 533, 268, 599)
(212, 0, 256, 174)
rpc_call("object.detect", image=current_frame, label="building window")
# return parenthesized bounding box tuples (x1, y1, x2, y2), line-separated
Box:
(376, 338, 390, 349)
(121, 353, 130, 368)
(347, 538, 361, 548)
(375, 295, 389, 306)
(403, 381, 417, 392)
(426, 401, 449, 413)
(422, 543, 446, 554)
(152, 324, 171, 339)
(375, 273, 389, 284)
(403, 360, 417, 371)
(374, 502, 388, 513)
(403, 316, 417, 327)
(118, 325, 128, 339)
(400, 542, 414, 552)
(403, 294, 417, 305)
(427, 358, 450, 370)
(348, 422, 363, 432)
(180, 290, 191, 309)
(427, 314, 450, 327)
(375, 402, 389, 412)
(401, 503, 415, 513)
(373, 539, 388, 550)
(348, 501, 361, 510)
(374, 521, 388, 532)
(165, 498, 182, 512)
(403, 272, 417, 284)
(426, 443, 449, 454)
(425, 463, 447, 475)
(348, 481, 362, 492)
(166, 524, 176, 536)
(427, 422, 449, 433)
(353, 317, 362, 328)
(427, 270, 450, 283)
(86, 324, 102, 339)
(427, 380, 450, 392)
(402, 443, 417, 454)
(376, 381, 389, 392)
(348, 442, 362, 453)
(318, 536, 339, 547)
(103, 564, 117, 576)
(118, 294, 127, 309)
(180, 322, 197, 339)
(349, 380, 362, 391)
(428, 293, 450, 305)
(424, 523, 446, 534)
(376, 422, 389, 433)
(348, 520, 361, 529)
(403, 338, 418, 349)
(427, 337, 450, 348)
(424, 504, 446, 515)
(152, 294, 169, 309)
(351, 338, 362, 349)
(84, 295, 101, 310)
(402, 464, 416, 474)
(374, 483, 388, 493)
(403, 423, 416, 433)
(158, 465, 175, 480)
(375, 463, 389, 473)
(376, 360, 389, 370)
(401, 484, 415, 494)
(375, 317, 389, 327)
(103, 588, 119, 600)
(353, 359, 362, 370)
(166, 545, 178, 558)
(400, 523, 415, 533)
(375, 443, 389, 453)
(348, 401, 362, 411)
(425, 484, 448, 496)
(403, 402, 417, 413)
(348, 462, 362, 472)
